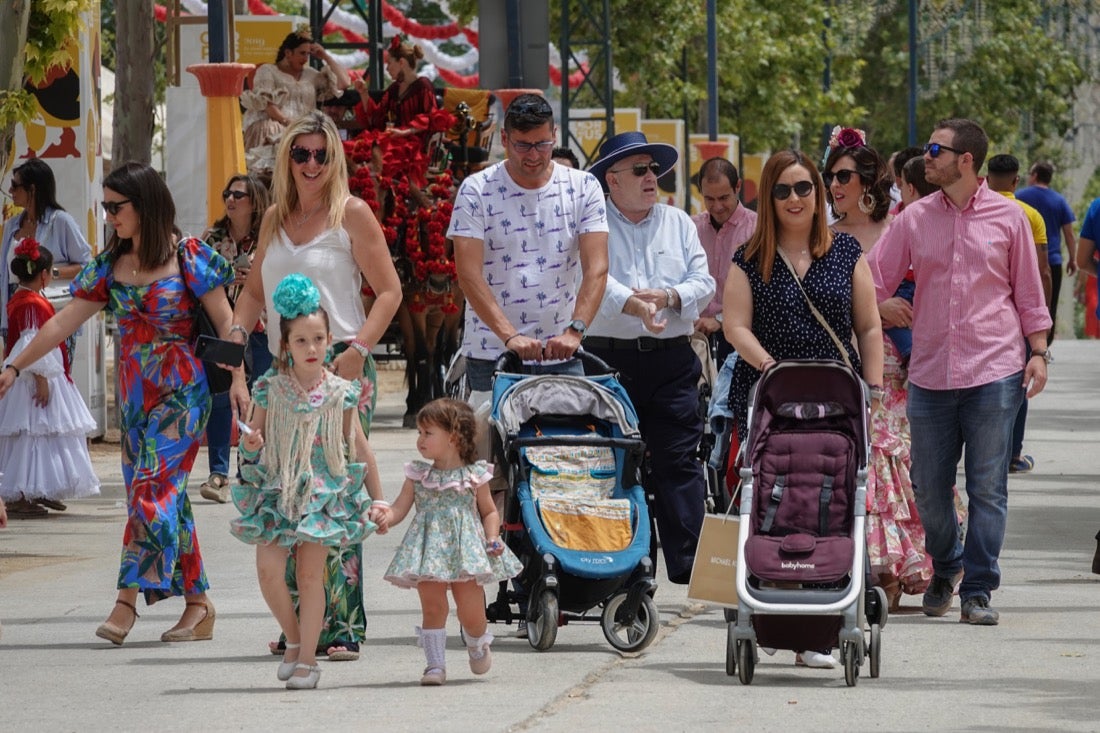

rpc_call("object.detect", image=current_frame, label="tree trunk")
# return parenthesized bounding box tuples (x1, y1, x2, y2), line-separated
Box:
(0, 0, 32, 177)
(112, 0, 156, 167)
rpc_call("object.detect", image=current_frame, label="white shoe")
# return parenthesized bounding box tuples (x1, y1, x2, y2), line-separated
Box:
(276, 642, 301, 681)
(285, 663, 321, 689)
(796, 651, 839, 669)
(760, 646, 777, 656)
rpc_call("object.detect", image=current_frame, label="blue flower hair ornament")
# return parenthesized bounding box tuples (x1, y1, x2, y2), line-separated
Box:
(272, 273, 322, 320)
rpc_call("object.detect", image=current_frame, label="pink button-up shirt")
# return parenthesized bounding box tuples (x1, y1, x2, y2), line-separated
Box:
(871, 181, 1051, 390)
(692, 204, 758, 319)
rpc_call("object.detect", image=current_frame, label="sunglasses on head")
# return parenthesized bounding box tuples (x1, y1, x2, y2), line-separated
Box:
(510, 139, 555, 154)
(772, 180, 815, 200)
(101, 199, 132, 216)
(509, 98, 552, 116)
(289, 146, 328, 165)
(823, 169, 859, 187)
(222, 190, 249, 201)
(611, 161, 662, 177)
(923, 142, 964, 158)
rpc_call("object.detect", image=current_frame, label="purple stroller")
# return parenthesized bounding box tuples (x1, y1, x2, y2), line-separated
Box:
(726, 361, 888, 686)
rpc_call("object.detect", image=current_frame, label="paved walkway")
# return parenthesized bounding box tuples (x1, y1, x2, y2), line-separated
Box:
(1, 342, 1098, 732)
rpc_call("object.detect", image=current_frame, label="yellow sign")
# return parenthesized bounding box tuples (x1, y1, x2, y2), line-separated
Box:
(687, 134, 740, 215)
(567, 108, 641, 167)
(234, 18, 299, 67)
(639, 119, 684, 209)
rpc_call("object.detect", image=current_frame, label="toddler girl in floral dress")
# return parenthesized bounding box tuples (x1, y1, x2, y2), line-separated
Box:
(230, 274, 380, 690)
(380, 397, 522, 686)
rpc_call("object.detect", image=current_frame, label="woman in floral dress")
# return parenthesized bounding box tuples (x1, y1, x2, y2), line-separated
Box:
(0, 162, 235, 644)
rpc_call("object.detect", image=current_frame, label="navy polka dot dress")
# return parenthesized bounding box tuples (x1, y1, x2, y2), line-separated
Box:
(728, 232, 863, 441)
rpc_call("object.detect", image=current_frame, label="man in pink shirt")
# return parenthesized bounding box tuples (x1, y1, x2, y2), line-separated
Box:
(871, 118, 1051, 627)
(692, 158, 757, 364)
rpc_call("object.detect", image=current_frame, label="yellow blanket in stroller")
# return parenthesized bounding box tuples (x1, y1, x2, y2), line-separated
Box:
(527, 445, 632, 552)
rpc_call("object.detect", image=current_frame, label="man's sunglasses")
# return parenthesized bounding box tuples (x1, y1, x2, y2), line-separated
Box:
(772, 180, 815, 200)
(923, 142, 964, 158)
(823, 169, 859, 187)
(289, 146, 328, 165)
(222, 190, 250, 201)
(610, 161, 662, 177)
(510, 139, 555, 154)
(101, 199, 132, 215)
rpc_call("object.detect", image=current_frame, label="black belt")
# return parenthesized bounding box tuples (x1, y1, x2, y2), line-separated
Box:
(584, 335, 690, 351)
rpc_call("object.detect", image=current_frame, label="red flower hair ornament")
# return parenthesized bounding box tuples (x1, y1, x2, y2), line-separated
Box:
(14, 237, 41, 261)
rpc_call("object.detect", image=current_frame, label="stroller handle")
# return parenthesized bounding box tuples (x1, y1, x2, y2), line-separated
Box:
(493, 348, 615, 377)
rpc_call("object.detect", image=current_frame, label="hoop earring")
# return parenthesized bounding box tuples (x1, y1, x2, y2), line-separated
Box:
(858, 190, 876, 215)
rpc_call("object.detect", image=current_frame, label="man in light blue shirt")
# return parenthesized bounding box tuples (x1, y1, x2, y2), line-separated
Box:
(586, 132, 715, 584)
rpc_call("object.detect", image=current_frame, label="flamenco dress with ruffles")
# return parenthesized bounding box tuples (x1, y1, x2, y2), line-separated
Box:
(0, 287, 99, 503)
(384, 460, 522, 588)
(230, 371, 375, 549)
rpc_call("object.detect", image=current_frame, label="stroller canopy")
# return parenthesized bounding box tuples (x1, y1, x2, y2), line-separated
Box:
(491, 374, 641, 439)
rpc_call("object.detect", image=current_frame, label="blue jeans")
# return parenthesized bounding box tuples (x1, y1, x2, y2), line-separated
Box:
(907, 373, 1025, 601)
(206, 391, 232, 477)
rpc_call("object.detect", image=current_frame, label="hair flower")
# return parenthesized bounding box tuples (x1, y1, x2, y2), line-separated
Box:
(389, 35, 403, 52)
(272, 273, 322, 320)
(829, 126, 867, 150)
(14, 238, 42, 261)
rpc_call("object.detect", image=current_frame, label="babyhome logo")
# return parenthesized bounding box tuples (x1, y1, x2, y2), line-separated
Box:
(780, 561, 816, 570)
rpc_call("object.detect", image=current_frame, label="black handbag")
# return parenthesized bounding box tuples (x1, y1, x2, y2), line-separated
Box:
(178, 241, 237, 394)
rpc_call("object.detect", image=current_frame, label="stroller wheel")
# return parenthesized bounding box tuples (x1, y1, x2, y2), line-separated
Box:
(869, 623, 881, 679)
(736, 639, 754, 685)
(526, 590, 559, 652)
(725, 623, 736, 676)
(601, 592, 659, 653)
(843, 640, 860, 687)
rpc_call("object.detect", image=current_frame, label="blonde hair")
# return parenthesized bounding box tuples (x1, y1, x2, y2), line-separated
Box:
(263, 111, 350, 244)
(741, 149, 832, 283)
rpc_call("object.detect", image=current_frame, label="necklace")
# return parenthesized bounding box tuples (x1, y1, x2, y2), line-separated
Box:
(295, 371, 326, 407)
(292, 200, 324, 229)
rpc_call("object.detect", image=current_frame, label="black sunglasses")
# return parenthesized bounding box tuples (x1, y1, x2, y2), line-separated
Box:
(610, 161, 662, 177)
(923, 142, 964, 158)
(222, 190, 250, 201)
(772, 180, 815, 200)
(823, 169, 859, 187)
(508, 98, 552, 116)
(101, 199, 132, 216)
(289, 146, 329, 165)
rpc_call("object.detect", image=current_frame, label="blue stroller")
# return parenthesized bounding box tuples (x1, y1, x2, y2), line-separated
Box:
(486, 351, 659, 653)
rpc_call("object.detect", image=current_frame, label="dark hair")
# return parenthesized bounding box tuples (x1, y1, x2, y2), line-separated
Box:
(697, 157, 740, 190)
(275, 31, 312, 63)
(1029, 161, 1054, 184)
(11, 159, 63, 216)
(891, 146, 924, 179)
(503, 93, 553, 133)
(102, 161, 178, 272)
(901, 156, 939, 197)
(211, 173, 271, 237)
(275, 305, 332, 372)
(388, 37, 425, 67)
(823, 144, 892, 222)
(10, 242, 54, 284)
(986, 154, 1020, 176)
(935, 117, 989, 173)
(551, 147, 580, 168)
(743, 149, 832, 284)
(417, 398, 478, 464)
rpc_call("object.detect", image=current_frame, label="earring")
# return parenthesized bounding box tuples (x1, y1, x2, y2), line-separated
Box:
(858, 190, 876, 215)
(325, 345, 334, 364)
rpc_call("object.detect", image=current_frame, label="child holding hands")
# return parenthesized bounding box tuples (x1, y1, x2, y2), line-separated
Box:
(230, 274, 384, 690)
(379, 398, 522, 685)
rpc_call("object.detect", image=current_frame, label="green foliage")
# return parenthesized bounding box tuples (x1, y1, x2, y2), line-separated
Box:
(23, 0, 90, 85)
(0, 89, 38, 129)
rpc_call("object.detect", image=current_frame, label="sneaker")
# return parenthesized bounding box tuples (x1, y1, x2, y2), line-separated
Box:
(921, 571, 962, 617)
(1008, 455, 1034, 474)
(959, 597, 999, 625)
(514, 620, 528, 639)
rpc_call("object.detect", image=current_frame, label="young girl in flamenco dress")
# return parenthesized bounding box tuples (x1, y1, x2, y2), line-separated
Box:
(0, 238, 99, 517)
(230, 274, 383, 690)
(378, 397, 523, 686)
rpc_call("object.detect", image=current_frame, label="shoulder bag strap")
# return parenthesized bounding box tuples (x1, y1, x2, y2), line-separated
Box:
(775, 249, 855, 372)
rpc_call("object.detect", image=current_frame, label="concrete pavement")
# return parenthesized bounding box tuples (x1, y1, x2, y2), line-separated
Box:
(1, 343, 1098, 732)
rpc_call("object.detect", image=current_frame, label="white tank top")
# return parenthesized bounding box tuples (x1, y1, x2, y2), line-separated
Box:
(262, 224, 367, 355)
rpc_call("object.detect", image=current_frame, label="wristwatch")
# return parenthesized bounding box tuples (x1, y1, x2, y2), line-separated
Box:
(566, 318, 587, 336)
(1031, 348, 1053, 364)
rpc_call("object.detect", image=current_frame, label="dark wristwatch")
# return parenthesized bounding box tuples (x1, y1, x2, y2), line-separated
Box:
(566, 318, 587, 336)
(1031, 348, 1053, 364)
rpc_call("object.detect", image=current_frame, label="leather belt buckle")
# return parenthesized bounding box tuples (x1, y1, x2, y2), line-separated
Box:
(637, 337, 657, 352)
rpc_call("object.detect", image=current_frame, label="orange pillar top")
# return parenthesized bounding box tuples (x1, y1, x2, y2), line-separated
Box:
(694, 140, 729, 161)
(186, 63, 255, 98)
(494, 88, 545, 113)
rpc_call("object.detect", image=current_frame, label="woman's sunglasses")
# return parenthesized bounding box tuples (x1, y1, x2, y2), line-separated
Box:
(823, 169, 859, 187)
(222, 190, 250, 201)
(610, 161, 662, 177)
(101, 199, 132, 216)
(922, 142, 964, 158)
(772, 180, 815, 200)
(289, 146, 328, 165)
